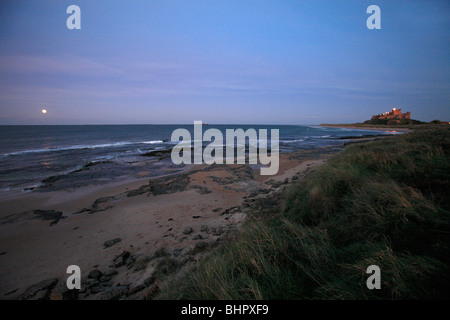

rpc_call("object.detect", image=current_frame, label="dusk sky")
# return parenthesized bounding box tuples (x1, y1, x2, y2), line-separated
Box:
(0, 0, 448, 125)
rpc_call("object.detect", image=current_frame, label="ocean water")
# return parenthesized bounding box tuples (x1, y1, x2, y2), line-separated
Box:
(0, 125, 395, 196)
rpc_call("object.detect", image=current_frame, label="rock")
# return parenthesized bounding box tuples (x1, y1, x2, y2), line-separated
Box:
(73, 208, 91, 214)
(173, 248, 182, 257)
(126, 189, 142, 197)
(20, 278, 58, 300)
(212, 228, 225, 236)
(90, 286, 106, 294)
(88, 269, 102, 280)
(100, 281, 114, 287)
(99, 275, 112, 282)
(99, 286, 129, 300)
(113, 251, 131, 268)
(179, 236, 187, 243)
(91, 196, 114, 213)
(192, 234, 204, 240)
(183, 226, 193, 235)
(33, 210, 65, 226)
(4, 288, 18, 296)
(200, 225, 208, 232)
(50, 282, 79, 300)
(30, 290, 48, 300)
(87, 280, 100, 288)
(104, 238, 121, 248)
(194, 241, 208, 252)
(104, 269, 118, 277)
(284, 177, 289, 184)
(155, 247, 168, 258)
(126, 256, 137, 268)
(220, 206, 240, 216)
(192, 215, 201, 219)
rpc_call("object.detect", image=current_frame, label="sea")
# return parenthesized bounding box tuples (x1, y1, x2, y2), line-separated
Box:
(0, 125, 397, 197)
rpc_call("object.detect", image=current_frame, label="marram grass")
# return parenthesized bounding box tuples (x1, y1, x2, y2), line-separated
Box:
(159, 125, 450, 300)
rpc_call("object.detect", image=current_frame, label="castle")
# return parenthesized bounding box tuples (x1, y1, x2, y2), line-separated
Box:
(371, 108, 411, 123)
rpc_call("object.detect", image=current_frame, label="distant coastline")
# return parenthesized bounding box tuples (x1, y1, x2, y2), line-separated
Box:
(318, 123, 412, 132)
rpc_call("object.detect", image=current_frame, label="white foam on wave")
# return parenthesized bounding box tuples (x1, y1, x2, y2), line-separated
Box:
(2, 141, 136, 156)
(280, 139, 305, 143)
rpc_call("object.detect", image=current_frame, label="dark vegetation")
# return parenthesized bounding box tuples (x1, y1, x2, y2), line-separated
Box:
(159, 125, 450, 299)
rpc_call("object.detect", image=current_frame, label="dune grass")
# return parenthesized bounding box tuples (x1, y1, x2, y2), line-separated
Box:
(159, 125, 450, 299)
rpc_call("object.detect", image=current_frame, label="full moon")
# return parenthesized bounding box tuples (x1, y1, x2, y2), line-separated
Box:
(41, 109, 47, 114)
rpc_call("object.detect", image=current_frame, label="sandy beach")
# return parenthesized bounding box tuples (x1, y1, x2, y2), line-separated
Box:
(0, 144, 346, 300)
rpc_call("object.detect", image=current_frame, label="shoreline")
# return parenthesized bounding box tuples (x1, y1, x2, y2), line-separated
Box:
(318, 124, 412, 132)
(0, 135, 394, 300)
(0, 148, 336, 299)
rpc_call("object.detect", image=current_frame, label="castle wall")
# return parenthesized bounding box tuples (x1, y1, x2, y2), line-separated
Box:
(371, 108, 411, 121)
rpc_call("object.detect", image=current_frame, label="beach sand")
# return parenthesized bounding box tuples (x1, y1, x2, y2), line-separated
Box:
(0, 141, 379, 300)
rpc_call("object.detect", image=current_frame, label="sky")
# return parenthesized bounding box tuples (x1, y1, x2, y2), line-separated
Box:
(0, 0, 448, 125)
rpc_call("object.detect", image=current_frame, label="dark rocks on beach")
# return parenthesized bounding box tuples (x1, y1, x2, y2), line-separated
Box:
(126, 188, 145, 197)
(104, 238, 122, 248)
(19, 278, 58, 300)
(50, 282, 79, 300)
(101, 281, 114, 287)
(99, 275, 112, 282)
(154, 247, 168, 258)
(113, 251, 131, 268)
(33, 209, 65, 226)
(150, 175, 191, 196)
(90, 286, 106, 294)
(191, 185, 212, 194)
(194, 241, 208, 252)
(140, 148, 173, 158)
(265, 179, 284, 188)
(99, 286, 129, 300)
(104, 269, 118, 277)
(220, 206, 240, 216)
(73, 208, 91, 214)
(41, 175, 64, 185)
(200, 225, 208, 232)
(182, 226, 193, 235)
(206, 165, 254, 185)
(87, 280, 100, 288)
(91, 196, 115, 213)
(4, 289, 18, 296)
(212, 228, 225, 236)
(88, 269, 103, 280)
(192, 234, 204, 240)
